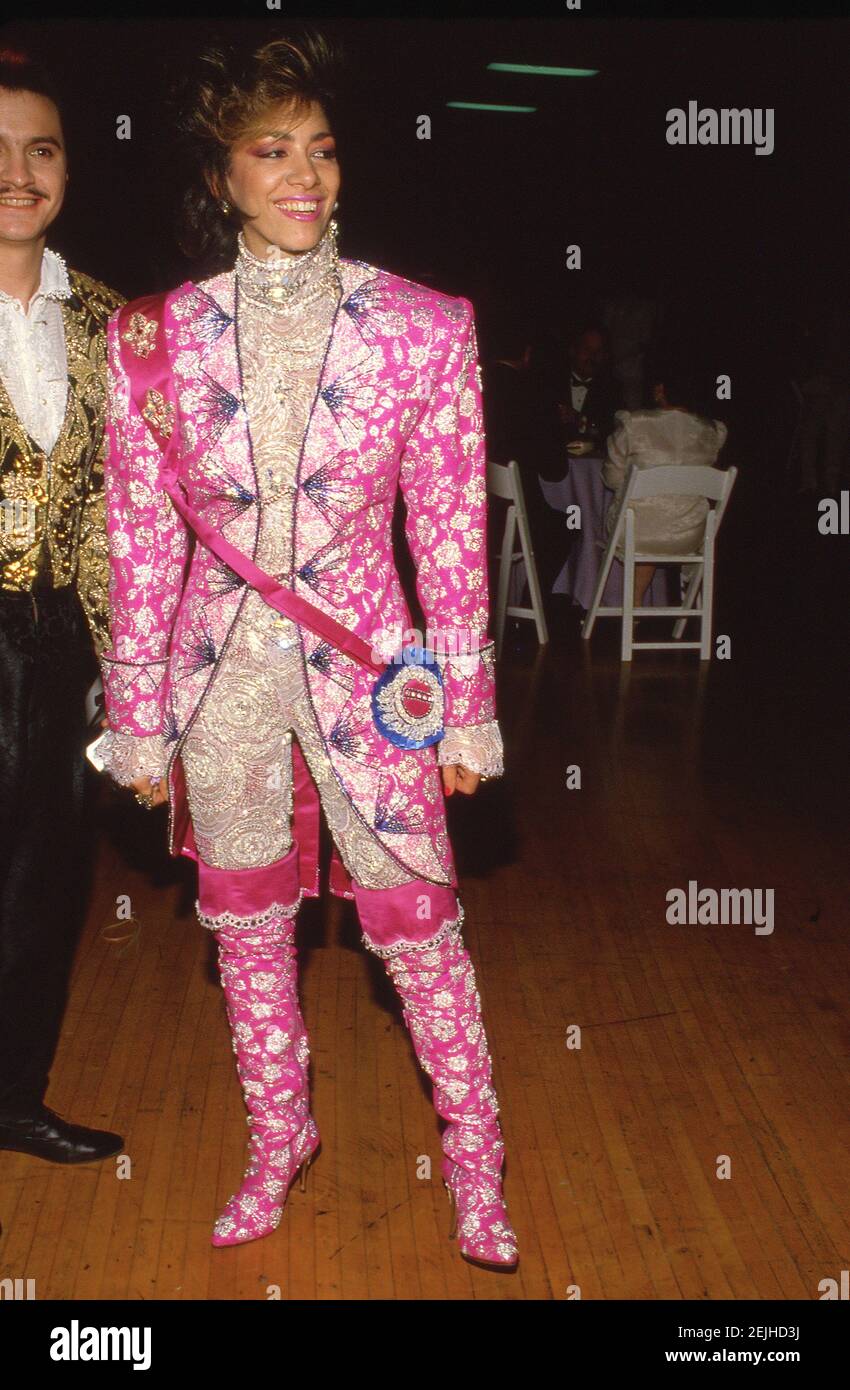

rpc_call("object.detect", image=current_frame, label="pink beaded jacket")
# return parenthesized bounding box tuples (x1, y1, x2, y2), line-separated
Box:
(99, 256, 504, 899)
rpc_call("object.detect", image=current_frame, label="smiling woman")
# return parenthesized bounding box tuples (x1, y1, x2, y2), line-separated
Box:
(172, 32, 348, 276)
(97, 24, 517, 1271)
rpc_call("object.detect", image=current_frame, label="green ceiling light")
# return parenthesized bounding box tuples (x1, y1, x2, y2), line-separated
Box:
(487, 63, 599, 77)
(446, 102, 537, 112)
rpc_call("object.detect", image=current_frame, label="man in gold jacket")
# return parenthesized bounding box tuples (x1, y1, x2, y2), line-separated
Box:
(0, 45, 125, 1162)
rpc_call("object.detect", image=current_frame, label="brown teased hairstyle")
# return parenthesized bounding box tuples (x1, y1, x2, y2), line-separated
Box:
(173, 28, 346, 275)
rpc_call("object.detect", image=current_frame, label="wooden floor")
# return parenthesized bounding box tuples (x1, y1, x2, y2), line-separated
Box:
(1, 456, 848, 1300)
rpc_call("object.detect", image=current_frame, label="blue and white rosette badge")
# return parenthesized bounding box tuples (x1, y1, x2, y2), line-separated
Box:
(371, 645, 445, 750)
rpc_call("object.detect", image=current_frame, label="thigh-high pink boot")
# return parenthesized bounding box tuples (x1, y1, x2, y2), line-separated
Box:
(355, 880, 518, 1271)
(197, 844, 320, 1247)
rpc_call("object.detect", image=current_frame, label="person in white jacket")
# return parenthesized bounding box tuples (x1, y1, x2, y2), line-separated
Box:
(602, 363, 728, 604)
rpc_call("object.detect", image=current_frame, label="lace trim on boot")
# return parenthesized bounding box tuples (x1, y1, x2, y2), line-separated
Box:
(195, 891, 304, 933)
(360, 903, 466, 959)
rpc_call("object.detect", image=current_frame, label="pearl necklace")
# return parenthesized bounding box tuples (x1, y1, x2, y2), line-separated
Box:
(235, 224, 341, 316)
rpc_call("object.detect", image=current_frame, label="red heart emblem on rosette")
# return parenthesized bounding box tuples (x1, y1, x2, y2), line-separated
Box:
(401, 677, 434, 720)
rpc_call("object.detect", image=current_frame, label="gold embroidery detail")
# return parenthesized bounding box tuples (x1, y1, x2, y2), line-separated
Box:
(0, 268, 125, 656)
(142, 389, 175, 438)
(122, 311, 158, 358)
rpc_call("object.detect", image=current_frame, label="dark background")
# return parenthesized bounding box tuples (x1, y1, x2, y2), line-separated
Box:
(3, 9, 848, 722)
(3, 14, 846, 399)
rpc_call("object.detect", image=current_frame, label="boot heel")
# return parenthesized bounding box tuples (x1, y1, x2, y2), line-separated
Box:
(299, 1151, 314, 1193)
(444, 1179, 458, 1239)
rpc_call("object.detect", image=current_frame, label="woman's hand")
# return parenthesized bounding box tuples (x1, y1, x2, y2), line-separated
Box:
(129, 775, 169, 808)
(442, 763, 481, 797)
(100, 718, 168, 806)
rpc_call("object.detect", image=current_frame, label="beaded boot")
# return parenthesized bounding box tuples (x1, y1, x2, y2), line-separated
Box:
(197, 848, 319, 1247)
(355, 880, 518, 1271)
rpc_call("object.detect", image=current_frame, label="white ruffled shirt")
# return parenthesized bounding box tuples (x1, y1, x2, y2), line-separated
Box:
(0, 246, 71, 454)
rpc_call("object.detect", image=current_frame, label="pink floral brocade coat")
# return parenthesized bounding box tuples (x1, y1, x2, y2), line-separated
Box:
(100, 256, 501, 897)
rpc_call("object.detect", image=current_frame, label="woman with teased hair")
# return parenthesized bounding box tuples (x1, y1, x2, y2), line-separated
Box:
(97, 27, 517, 1269)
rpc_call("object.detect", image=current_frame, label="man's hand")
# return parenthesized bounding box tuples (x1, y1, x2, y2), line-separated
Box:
(442, 763, 481, 797)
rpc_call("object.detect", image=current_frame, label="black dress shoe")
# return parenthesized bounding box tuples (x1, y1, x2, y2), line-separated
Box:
(0, 1105, 124, 1164)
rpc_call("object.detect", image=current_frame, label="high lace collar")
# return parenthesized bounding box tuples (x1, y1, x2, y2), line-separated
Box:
(235, 224, 340, 315)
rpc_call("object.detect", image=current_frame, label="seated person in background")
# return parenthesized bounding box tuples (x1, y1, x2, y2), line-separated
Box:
(482, 315, 565, 479)
(790, 299, 850, 495)
(482, 315, 567, 596)
(600, 289, 663, 412)
(557, 324, 619, 454)
(602, 358, 729, 604)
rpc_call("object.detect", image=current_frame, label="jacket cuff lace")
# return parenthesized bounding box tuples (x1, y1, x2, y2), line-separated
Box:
(99, 729, 168, 786)
(436, 719, 504, 778)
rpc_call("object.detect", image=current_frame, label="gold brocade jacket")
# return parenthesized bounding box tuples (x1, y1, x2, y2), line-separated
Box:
(0, 267, 126, 655)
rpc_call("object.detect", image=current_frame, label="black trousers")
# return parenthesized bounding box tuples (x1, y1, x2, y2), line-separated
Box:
(0, 585, 95, 1117)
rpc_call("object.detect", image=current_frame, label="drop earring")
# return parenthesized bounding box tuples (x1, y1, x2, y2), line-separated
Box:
(327, 205, 340, 264)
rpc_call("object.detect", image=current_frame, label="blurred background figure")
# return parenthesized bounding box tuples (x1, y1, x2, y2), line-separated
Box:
(481, 312, 567, 601)
(557, 324, 618, 452)
(600, 287, 663, 411)
(601, 354, 729, 605)
(791, 297, 850, 495)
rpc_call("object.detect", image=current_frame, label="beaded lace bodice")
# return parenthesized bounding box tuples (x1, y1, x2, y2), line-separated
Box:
(234, 227, 342, 653)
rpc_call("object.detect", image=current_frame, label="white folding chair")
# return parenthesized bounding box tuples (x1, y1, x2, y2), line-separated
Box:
(581, 463, 737, 661)
(487, 458, 549, 658)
